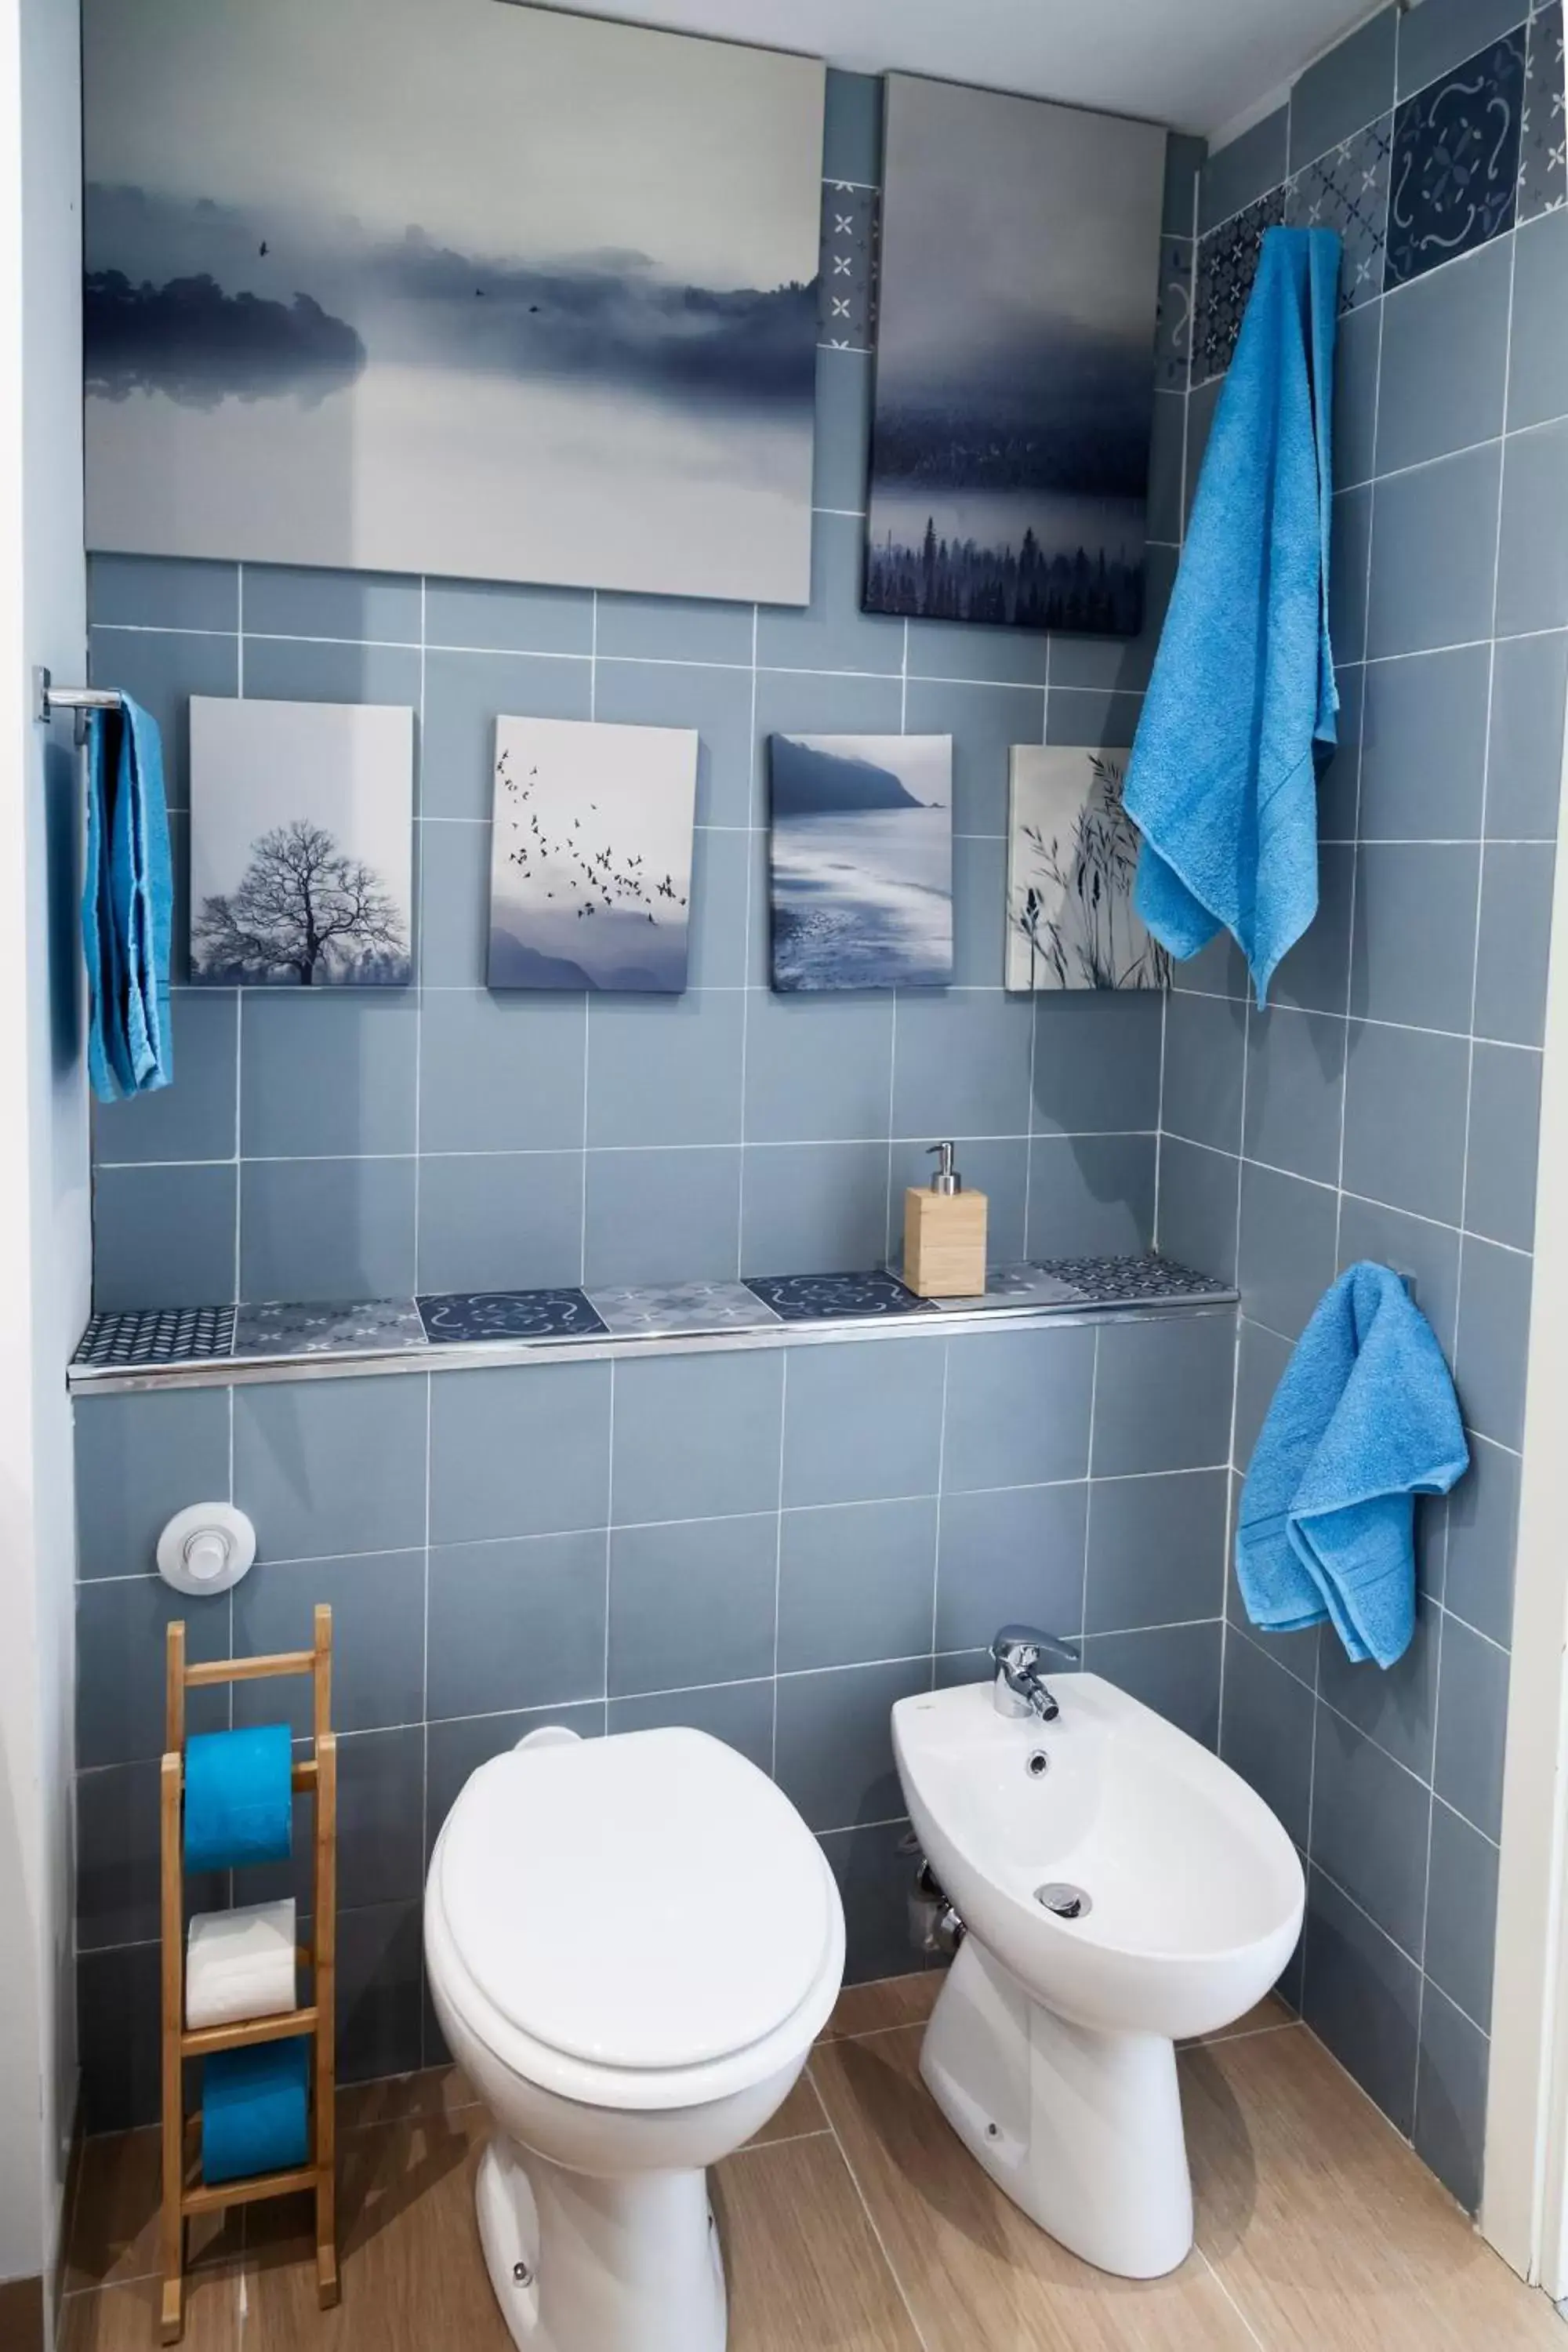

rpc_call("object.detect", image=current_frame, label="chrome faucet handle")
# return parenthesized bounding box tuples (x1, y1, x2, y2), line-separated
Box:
(990, 1624, 1079, 1721)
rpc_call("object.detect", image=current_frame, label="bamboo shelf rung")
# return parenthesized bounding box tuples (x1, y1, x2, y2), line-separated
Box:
(180, 2004, 320, 2059)
(182, 2162, 320, 2216)
(185, 1648, 318, 1687)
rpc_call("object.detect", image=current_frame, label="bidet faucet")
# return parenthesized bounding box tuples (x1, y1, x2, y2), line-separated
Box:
(990, 1624, 1080, 1722)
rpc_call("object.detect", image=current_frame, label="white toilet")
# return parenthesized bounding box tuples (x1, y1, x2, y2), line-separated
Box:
(893, 1658, 1304, 2280)
(423, 1723, 845, 2352)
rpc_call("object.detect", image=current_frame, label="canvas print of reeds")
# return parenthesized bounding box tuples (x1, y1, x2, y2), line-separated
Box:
(82, 0, 822, 605)
(1006, 745, 1172, 992)
(488, 717, 699, 993)
(866, 74, 1166, 636)
(770, 733, 953, 991)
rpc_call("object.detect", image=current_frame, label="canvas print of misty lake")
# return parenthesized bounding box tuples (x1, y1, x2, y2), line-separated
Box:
(489, 717, 699, 993)
(1006, 746, 1172, 992)
(82, 0, 823, 604)
(866, 75, 1167, 636)
(189, 698, 413, 986)
(770, 735, 953, 992)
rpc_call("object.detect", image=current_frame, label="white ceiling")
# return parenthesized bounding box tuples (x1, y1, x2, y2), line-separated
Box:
(544, 0, 1377, 136)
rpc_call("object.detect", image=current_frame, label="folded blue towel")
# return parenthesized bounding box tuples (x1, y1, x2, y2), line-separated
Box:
(82, 695, 172, 1102)
(1236, 1264, 1469, 1668)
(1124, 227, 1341, 1007)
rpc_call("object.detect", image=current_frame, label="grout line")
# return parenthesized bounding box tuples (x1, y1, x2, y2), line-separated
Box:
(770, 1351, 788, 1781)
(1192, 2241, 1270, 2349)
(810, 2067, 935, 2352)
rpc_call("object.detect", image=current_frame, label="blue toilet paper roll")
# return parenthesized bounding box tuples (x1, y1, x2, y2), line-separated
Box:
(201, 2035, 310, 2187)
(184, 1723, 294, 1872)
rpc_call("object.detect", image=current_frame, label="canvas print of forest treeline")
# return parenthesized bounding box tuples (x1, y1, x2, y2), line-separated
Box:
(1006, 745, 1172, 991)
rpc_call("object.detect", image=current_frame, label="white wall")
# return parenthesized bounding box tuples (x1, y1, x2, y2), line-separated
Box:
(0, 0, 92, 2300)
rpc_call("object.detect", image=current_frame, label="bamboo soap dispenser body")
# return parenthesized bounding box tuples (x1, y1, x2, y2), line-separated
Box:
(904, 1142, 987, 1298)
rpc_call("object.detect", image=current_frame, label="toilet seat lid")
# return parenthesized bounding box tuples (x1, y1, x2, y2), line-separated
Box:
(437, 1727, 835, 2072)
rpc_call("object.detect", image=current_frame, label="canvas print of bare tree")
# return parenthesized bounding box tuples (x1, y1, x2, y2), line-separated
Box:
(488, 717, 699, 993)
(770, 735, 953, 991)
(1006, 746, 1172, 992)
(189, 699, 413, 986)
(82, 0, 822, 605)
(865, 75, 1166, 636)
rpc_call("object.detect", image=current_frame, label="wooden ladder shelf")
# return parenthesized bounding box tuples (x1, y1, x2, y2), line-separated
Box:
(159, 1604, 339, 2343)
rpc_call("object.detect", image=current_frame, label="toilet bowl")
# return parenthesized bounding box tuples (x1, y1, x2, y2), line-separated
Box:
(423, 1725, 845, 2352)
(893, 1675, 1304, 2279)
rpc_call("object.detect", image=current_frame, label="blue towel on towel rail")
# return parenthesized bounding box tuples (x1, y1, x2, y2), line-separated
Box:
(1124, 227, 1341, 1007)
(1236, 1264, 1468, 1668)
(82, 695, 172, 1102)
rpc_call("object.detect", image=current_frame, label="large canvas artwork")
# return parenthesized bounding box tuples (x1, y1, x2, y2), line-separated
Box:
(1005, 746, 1171, 992)
(189, 699, 414, 986)
(866, 75, 1167, 635)
(488, 717, 699, 993)
(82, 0, 823, 604)
(770, 735, 953, 991)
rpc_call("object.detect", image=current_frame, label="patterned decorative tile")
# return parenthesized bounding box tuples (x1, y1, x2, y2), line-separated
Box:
(818, 180, 878, 352)
(1194, 185, 1288, 382)
(927, 1264, 1088, 1313)
(1037, 1252, 1235, 1305)
(587, 1280, 784, 1337)
(1287, 113, 1393, 309)
(1153, 235, 1194, 390)
(742, 1270, 938, 1322)
(72, 1305, 236, 1367)
(1386, 29, 1528, 287)
(416, 1288, 608, 1344)
(233, 1298, 426, 1358)
(1520, 1, 1566, 222)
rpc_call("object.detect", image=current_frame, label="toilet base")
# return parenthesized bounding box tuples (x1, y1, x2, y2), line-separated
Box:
(920, 1936, 1193, 2278)
(475, 2132, 727, 2352)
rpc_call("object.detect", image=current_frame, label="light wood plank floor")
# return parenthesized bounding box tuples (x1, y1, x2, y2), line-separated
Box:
(57, 1977, 1565, 2350)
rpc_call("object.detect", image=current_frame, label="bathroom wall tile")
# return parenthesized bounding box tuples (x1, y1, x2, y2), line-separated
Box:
(77, 1573, 228, 1769)
(1366, 444, 1503, 659)
(417, 1150, 584, 1294)
(419, 990, 586, 1154)
(1329, 485, 1373, 665)
(903, 612, 1050, 690)
(1146, 389, 1187, 546)
(1290, 6, 1397, 171)
(93, 991, 237, 1167)
(1334, 299, 1383, 489)
(1486, 628, 1567, 841)
(1356, 644, 1491, 841)
(416, 818, 488, 989)
(1318, 1603, 1440, 1779)
(1376, 238, 1512, 474)
(593, 656, 758, 829)
(1337, 1194, 1463, 1357)
(1084, 1620, 1222, 1748)
(1424, 1801, 1500, 2031)
(1386, 27, 1526, 287)
(902, 678, 1044, 838)
(1301, 1865, 1421, 2135)
(585, 1147, 742, 1286)
(426, 1530, 607, 1720)
(756, 512, 903, 676)
(595, 588, 751, 667)
(1160, 989, 1247, 1152)
(1155, 230, 1193, 397)
(741, 1142, 886, 1280)
(1414, 1984, 1490, 2214)
(822, 65, 881, 186)
(586, 993, 744, 1149)
(1399, 0, 1526, 96)
(607, 1679, 775, 1775)
(1465, 1044, 1542, 1250)
(1237, 1163, 1340, 1341)
(820, 1820, 922, 1984)
(1497, 417, 1568, 636)
(608, 1513, 778, 1694)
(612, 1348, 784, 1525)
(1029, 992, 1165, 1138)
(86, 625, 238, 813)
(774, 1657, 931, 1833)
(1242, 1008, 1346, 1185)
(337, 1900, 426, 2085)
(1219, 1628, 1317, 1846)
(1508, 207, 1568, 432)
(1475, 841, 1555, 1046)
(1200, 107, 1288, 234)
(1434, 1612, 1511, 1841)
(422, 649, 591, 820)
(240, 1156, 416, 1305)
(1044, 685, 1145, 750)
(235, 1371, 426, 1562)
(240, 635, 421, 713)
(425, 1702, 605, 1857)
(935, 1483, 1088, 1653)
(782, 1335, 946, 1508)
(753, 670, 904, 772)
(890, 991, 1035, 1141)
(1092, 1310, 1235, 1475)
(232, 1551, 426, 1735)
(77, 1941, 162, 2131)
(1317, 663, 1363, 846)
(948, 833, 1009, 990)
(743, 993, 893, 1145)
(1350, 843, 1480, 1033)
(1270, 843, 1355, 1017)
(1310, 1708, 1430, 1955)
(332, 1728, 430, 1911)
(1155, 1137, 1240, 1287)
(424, 576, 592, 657)
(778, 1497, 938, 1672)
(244, 564, 419, 643)
(241, 993, 418, 1160)
(430, 1360, 610, 1544)
(89, 551, 238, 633)
(1023, 1134, 1158, 1260)
(76, 1760, 220, 1951)
(1341, 1019, 1470, 1227)
(941, 1325, 1094, 1492)
(74, 1385, 232, 1581)
(1456, 1233, 1534, 1449)
(1443, 1435, 1520, 1648)
(93, 1162, 237, 1312)
(813, 346, 873, 514)
(1234, 1316, 1294, 1471)
(684, 826, 753, 992)
(1519, 4, 1568, 227)
(1085, 1468, 1229, 1633)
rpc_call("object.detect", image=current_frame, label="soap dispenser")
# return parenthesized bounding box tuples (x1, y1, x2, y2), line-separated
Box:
(903, 1142, 987, 1298)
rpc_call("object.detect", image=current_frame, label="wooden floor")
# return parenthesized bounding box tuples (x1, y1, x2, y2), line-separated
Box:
(56, 1977, 1566, 2350)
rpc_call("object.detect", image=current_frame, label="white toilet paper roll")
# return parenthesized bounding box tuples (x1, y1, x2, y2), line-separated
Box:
(186, 1898, 297, 2030)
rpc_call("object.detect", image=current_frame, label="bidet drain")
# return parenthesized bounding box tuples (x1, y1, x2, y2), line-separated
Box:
(1034, 1882, 1091, 1919)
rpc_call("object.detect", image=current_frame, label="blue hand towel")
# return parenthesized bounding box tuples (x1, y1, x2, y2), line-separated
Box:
(1124, 227, 1341, 1007)
(82, 695, 173, 1102)
(1236, 1264, 1468, 1668)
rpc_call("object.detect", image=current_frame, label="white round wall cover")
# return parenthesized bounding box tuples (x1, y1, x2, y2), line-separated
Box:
(156, 1503, 257, 1597)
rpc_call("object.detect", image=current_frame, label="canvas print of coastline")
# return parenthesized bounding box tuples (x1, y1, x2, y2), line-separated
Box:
(866, 75, 1166, 635)
(189, 699, 413, 986)
(488, 717, 699, 993)
(82, 0, 823, 604)
(770, 735, 953, 992)
(1006, 746, 1172, 992)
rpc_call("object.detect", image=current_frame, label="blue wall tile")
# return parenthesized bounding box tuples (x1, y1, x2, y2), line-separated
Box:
(1433, 1613, 1510, 1840)
(1456, 1233, 1534, 1450)
(1374, 238, 1512, 474)
(1094, 1311, 1236, 1476)
(778, 1497, 937, 1672)
(235, 1372, 427, 1562)
(591, 658, 757, 828)
(609, 1513, 779, 1693)
(596, 589, 752, 667)
(1443, 1435, 1519, 1647)
(941, 1326, 1094, 1492)
(1397, 0, 1530, 96)
(1465, 1043, 1541, 1250)
(1341, 1018, 1470, 1227)
(1243, 1009, 1346, 1186)
(1497, 419, 1568, 635)
(244, 566, 421, 643)
(820, 1820, 922, 1983)
(741, 1139, 890, 1277)
(1086, 1468, 1229, 1633)
(418, 1150, 584, 1294)
(424, 576, 593, 657)
(77, 1576, 229, 1769)
(782, 1335, 946, 1508)
(241, 636, 421, 712)
(1024, 1133, 1157, 1259)
(240, 1155, 416, 1304)
(233, 1551, 426, 1735)
(1311, 1708, 1431, 1954)
(822, 67, 880, 186)
(422, 648, 591, 820)
(1316, 1603, 1439, 1778)
(1487, 629, 1567, 840)
(1356, 644, 1491, 840)
(1156, 1137, 1240, 1286)
(93, 1162, 236, 1311)
(775, 1658, 931, 1833)
(1366, 444, 1503, 659)
(89, 553, 238, 633)
(612, 1348, 783, 1525)
(1160, 989, 1247, 1153)
(813, 347, 874, 514)
(891, 992, 1035, 1141)
(756, 511, 902, 676)
(1290, 6, 1397, 172)
(426, 1531, 608, 1720)
(430, 1361, 611, 1544)
(87, 626, 238, 813)
(1237, 1162, 1340, 1340)
(1302, 1865, 1421, 2132)
(1507, 206, 1568, 433)
(584, 1147, 742, 1285)
(1083, 1620, 1222, 1748)
(1220, 1628, 1316, 1845)
(419, 990, 585, 1152)
(1200, 107, 1289, 233)
(1029, 993, 1164, 1138)
(935, 1482, 1087, 1652)
(586, 993, 744, 1149)
(241, 993, 418, 1160)
(902, 677, 1044, 836)
(93, 991, 238, 1167)
(1474, 841, 1554, 1046)
(608, 1679, 775, 1775)
(1414, 1984, 1489, 2213)
(1424, 1802, 1499, 2030)
(743, 993, 892, 1144)
(1349, 842, 1480, 1033)
(74, 1385, 231, 1580)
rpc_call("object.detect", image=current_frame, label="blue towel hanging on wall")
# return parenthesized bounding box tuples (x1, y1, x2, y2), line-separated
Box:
(1124, 227, 1341, 1006)
(82, 694, 173, 1102)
